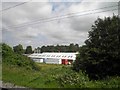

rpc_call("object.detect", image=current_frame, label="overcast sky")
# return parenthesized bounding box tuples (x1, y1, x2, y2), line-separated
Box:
(1, 0, 118, 49)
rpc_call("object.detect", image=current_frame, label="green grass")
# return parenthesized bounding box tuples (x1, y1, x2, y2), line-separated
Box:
(0, 63, 2, 80)
(3, 63, 59, 88)
(2, 63, 120, 88)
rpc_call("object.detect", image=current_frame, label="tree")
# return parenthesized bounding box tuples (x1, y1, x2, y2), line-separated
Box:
(2, 43, 40, 70)
(25, 46, 33, 54)
(34, 47, 41, 53)
(13, 44, 24, 54)
(68, 43, 79, 52)
(73, 15, 120, 79)
(41, 46, 46, 53)
(74, 44, 79, 52)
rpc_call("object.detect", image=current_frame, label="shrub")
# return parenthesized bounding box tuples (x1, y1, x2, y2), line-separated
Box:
(56, 71, 89, 88)
(2, 43, 40, 71)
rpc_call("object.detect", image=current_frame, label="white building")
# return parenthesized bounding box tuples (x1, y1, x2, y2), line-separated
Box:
(28, 52, 78, 65)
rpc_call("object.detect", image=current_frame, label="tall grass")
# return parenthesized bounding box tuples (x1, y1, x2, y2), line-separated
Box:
(2, 63, 120, 88)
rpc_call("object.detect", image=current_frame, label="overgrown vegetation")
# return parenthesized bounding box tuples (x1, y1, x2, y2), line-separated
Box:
(2, 43, 120, 88)
(2, 63, 120, 88)
(73, 15, 120, 80)
(2, 43, 40, 71)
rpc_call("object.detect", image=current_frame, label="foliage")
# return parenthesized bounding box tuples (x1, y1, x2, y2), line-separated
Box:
(34, 47, 41, 53)
(73, 45, 89, 72)
(40, 43, 79, 53)
(25, 46, 33, 54)
(13, 44, 24, 54)
(73, 15, 120, 79)
(2, 43, 40, 71)
(56, 70, 89, 88)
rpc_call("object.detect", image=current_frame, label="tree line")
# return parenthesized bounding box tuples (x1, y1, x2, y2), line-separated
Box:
(40, 44, 79, 53)
(13, 43, 79, 54)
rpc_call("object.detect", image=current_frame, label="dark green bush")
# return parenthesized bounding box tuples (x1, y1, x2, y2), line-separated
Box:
(2, 43, 40, 71)
(73, 15, 120, 80)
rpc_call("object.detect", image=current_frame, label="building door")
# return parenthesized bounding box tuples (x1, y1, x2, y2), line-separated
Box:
(62, 59, 68, 65)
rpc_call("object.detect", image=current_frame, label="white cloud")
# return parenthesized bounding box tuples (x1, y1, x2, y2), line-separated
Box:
(2, 1, 118, 48)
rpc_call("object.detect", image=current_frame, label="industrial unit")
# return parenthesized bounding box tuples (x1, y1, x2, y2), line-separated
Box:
(28, 52, 78, 65)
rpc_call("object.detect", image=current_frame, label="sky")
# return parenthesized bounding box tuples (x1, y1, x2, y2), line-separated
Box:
(1, 0, 119, 49)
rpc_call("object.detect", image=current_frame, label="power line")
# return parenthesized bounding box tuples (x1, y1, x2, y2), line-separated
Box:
(0, 0, 30, 13)
(3, 8, 118, 29)
(6, 4, 118, 28)
(2, 5, 118, 29)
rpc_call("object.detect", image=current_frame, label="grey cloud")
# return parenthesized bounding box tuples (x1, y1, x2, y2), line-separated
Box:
(2, 1, 118, 48)
(70, 17, 95, 32)
(22, 34, 36, 38)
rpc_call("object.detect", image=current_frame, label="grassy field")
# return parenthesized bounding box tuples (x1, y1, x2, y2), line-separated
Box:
(2, 63, 120, 88)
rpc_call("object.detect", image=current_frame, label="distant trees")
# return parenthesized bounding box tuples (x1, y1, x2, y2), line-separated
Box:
(73, 15, 120, 79)
(13, 45, 33, 54)
(69, 43, 79, 52)
(34, 47, 41, 53)
(25, 46, 33, 54)
(40, 43, 79, 53)
(12, 43, 79, 54)
(13, 44, 24, 54)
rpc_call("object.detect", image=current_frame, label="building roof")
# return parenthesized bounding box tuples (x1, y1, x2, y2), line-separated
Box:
(28, 52, 78, 60)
